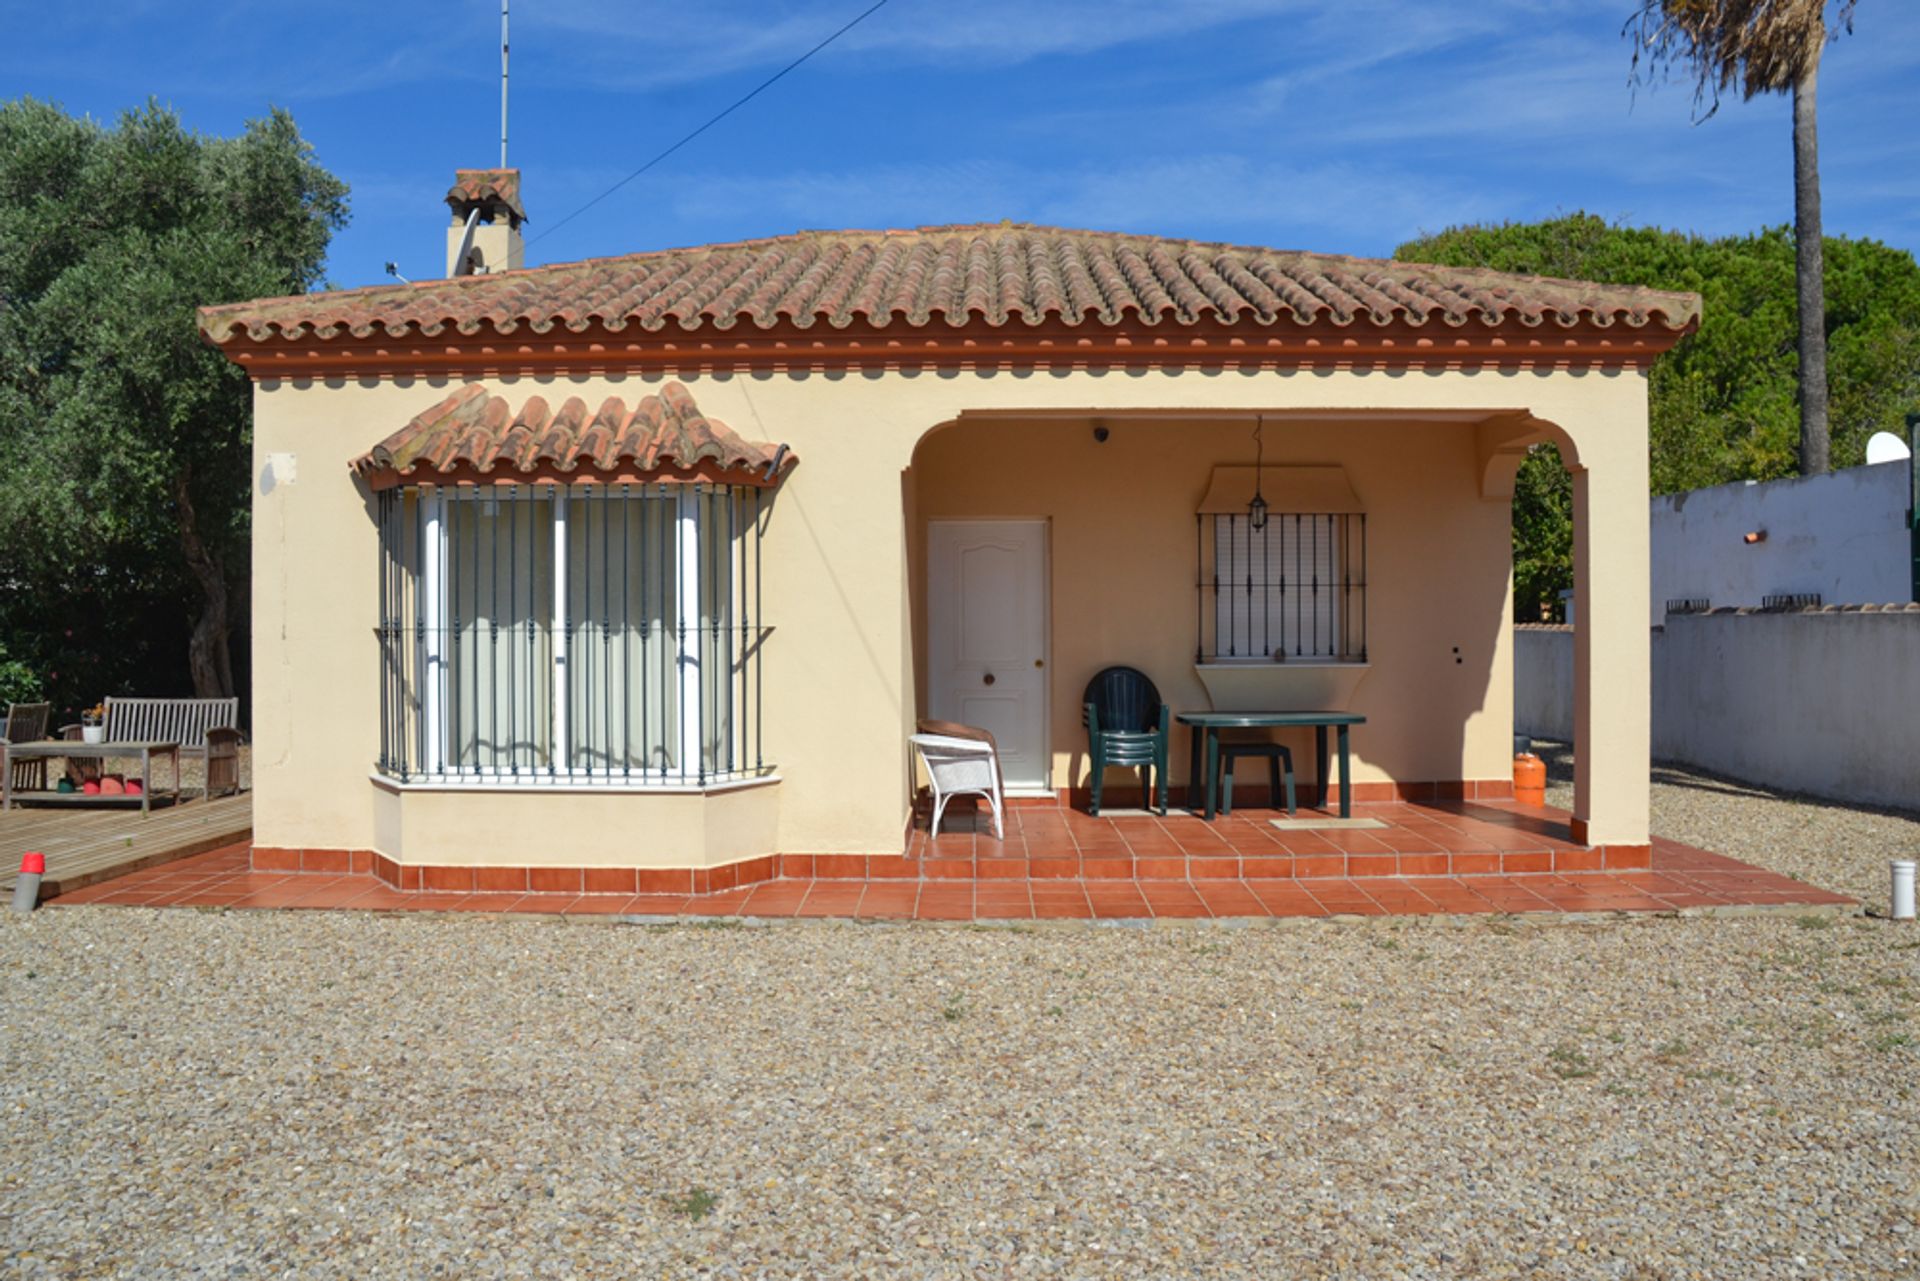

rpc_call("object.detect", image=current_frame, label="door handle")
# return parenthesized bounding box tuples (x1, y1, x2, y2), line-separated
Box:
(983, 673, 996, 686)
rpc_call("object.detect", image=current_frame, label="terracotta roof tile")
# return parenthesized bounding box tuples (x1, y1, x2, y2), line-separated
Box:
(446, 169, 527, 225)
(199, 224, 1701, 348)
(349, 381, 795, 488)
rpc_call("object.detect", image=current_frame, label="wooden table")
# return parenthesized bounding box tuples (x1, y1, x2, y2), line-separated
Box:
(1, 741, 181, 815)
(1177, 711, 1366, 821)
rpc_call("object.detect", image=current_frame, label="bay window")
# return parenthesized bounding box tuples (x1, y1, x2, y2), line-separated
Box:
(376, 481, 767, 787)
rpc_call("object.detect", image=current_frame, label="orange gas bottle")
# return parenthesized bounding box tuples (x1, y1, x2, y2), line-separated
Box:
(1513, 753, 1547, 807)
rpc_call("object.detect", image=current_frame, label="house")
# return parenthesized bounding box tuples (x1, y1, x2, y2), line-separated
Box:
(197, 170, 1700, 890)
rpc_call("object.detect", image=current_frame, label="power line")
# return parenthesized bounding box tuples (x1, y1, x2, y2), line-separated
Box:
(529, 0, 896, 248)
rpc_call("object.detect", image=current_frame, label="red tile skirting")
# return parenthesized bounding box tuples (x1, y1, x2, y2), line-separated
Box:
(252, 847, 383, 876)
(1601, 844, 1652, 870)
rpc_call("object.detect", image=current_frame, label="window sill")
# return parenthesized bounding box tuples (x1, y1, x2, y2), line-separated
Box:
(368, 771, 779, 796)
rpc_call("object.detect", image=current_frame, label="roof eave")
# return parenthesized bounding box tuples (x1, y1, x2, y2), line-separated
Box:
(205, 311, 1699, 380)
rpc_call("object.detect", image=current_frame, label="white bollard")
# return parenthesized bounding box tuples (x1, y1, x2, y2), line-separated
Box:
(1892, 860, 1917, 922)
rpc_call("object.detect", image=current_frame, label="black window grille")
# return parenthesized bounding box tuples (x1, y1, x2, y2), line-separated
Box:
(376, 481, 771, 786)
(1196, 511, 1367, 661)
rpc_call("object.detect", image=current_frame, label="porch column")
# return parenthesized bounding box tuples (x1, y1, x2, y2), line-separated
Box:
(1569, 453, 1650, 851)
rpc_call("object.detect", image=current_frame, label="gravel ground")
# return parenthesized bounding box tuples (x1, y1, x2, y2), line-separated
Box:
(3, 758, 1918, 1279)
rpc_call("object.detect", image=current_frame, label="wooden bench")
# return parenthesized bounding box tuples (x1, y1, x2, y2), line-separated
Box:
(62, 697, 245, 799)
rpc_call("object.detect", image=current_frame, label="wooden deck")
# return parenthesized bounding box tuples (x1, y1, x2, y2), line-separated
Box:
(0, 794, 252, 896)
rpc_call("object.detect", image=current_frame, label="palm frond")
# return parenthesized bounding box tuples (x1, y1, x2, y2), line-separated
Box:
(1626, 0, 1857, 118)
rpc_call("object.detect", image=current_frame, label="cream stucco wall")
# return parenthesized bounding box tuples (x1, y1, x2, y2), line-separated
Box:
(250, 364, 1651, 864)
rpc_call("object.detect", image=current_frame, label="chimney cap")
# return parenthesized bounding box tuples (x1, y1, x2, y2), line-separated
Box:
(446, 168, 528, 227)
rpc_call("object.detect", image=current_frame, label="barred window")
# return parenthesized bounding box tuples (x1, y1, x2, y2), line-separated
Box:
(376, 482, 768, 787)
(1202, 511, 1367, 661)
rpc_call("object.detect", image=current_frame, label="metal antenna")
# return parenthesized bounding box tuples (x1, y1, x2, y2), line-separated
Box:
(500, 0, 510, 168)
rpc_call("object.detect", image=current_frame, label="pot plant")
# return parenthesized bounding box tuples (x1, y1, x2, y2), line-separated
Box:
(81, 703, 106, 744)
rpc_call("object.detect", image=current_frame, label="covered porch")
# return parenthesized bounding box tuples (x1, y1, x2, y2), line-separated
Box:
(906, 404, 1650, 863)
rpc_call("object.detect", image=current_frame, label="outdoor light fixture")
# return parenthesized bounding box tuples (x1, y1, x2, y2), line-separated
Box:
(1744, 529, 1768, 545)
(1248, 416, 1269, 531)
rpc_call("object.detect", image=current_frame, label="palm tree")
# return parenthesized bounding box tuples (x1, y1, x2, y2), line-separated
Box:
(1629, 0, 1858, 476)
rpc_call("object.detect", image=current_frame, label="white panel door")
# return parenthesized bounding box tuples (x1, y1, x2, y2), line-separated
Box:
(928, 520, 1049, 791)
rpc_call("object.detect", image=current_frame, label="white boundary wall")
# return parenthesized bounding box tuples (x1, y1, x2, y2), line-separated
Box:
(1515, 610, 1920, 810)
(1650, 461, 1912, 624)
(1514, 625, 1574, 742)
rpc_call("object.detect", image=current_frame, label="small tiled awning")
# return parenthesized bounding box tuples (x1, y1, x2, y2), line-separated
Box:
(349, 381, 796, 490)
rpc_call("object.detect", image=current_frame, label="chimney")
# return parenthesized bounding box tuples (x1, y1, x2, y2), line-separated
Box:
(445, 168, 527, 277)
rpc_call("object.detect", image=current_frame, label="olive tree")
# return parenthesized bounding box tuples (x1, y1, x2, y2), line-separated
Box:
(0, 98, 347, 707)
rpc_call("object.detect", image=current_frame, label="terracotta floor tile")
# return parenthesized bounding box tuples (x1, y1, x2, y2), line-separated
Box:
(345, 888, 428, 912)
(1364, 882, 1441, 908)
(86, 888, 178, 906)
(856, 885, 920, 918)
(564, 895, 637, 915)
(453, 893, 530, 913)
(45, 885, 115, 905)
(1417, 893, 1499, 914)
(737, 884, 810, 914)
(1320, 830, 1395, 855)
(502, 894, 575, 915)
(630, 893, 701, 915)
(290, 879, 393, 909)
(797, 884, 868, 917)
(1249, 889, 1329, 918)
(169, 887, 254, 907)
(1140, 884, 1211, 918)
(1088, 887, 1151, 919)
(914, 890, 976, 921)
(1306, 882, 1385, 915)
(396, 892, 479, 913)
(1193, 883, 1268, 916)
(230, 881, 345, 910)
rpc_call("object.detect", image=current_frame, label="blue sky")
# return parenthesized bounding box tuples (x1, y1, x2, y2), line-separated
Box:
(5, 0, 1915, 290)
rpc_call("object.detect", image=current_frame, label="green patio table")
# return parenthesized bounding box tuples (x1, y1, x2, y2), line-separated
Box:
(1177, 711, 1366, 821)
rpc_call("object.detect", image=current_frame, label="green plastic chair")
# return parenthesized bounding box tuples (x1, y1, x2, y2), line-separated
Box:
(1082, 666, 1169, 816)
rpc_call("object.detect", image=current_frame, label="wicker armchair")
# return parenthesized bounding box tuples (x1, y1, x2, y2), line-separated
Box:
(910, 732, 1005, 838)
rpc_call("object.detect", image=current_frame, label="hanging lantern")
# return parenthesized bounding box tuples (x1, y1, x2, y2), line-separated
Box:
(1248, 416, 1269, 531)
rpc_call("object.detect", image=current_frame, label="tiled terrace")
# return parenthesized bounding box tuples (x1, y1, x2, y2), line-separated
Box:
(46, 800, 1853, 920)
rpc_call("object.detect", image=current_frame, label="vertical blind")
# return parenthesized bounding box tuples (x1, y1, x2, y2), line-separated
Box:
(377, 482, 769, 786)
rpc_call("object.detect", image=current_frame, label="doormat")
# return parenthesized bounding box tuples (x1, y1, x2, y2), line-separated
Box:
(1093, 808, 1166, 820)
(1269, 816, 1388, 831)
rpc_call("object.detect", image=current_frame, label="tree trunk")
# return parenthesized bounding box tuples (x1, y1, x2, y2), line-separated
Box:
(174, 472, 236, 699)
(1793, 57, 1830, 475)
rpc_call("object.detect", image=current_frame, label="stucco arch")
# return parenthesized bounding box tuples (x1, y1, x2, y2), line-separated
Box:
(1476, 411, 1585, 500)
